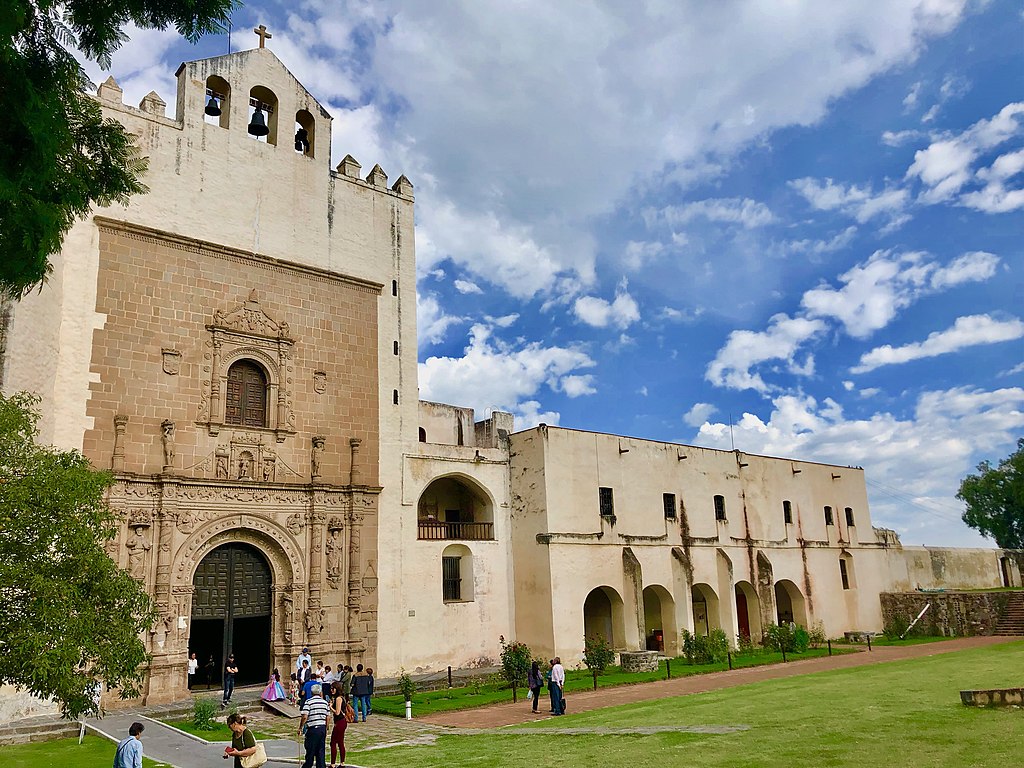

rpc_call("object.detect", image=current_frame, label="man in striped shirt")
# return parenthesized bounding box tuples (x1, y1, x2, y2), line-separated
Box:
(299, 683, 330, 768)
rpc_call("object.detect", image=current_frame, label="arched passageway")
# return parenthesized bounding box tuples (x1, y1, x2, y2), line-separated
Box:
(642, 585, 677, 654)
(734, 581, 761, 641)
(189, 542, 272, 686)
(774, 579, 808, 627)
(583, 586, 626, 648)
(691, 583, 721, 637)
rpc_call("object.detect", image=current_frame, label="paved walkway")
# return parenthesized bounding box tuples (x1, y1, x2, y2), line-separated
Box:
(419, 635, 1020, 728)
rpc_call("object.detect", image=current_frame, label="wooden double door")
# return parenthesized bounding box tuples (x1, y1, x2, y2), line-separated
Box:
(189, 543, 272, 687)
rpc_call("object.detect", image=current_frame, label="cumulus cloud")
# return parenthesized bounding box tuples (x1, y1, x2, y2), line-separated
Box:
(418, 323, 595, 422)
(705, 314, 826, 392)
(789, 177, 909, 226)
(881, 129, 925, 147)
(416, 293, 464, 347)
(684, 402, 718, 427)
(783, 226, 858, 257)
(574, 279, 641, 330)
(851, 314, 1024, 373)
(694, 386, 1024, 546)
(454, 279, 483, 294)
(559, 375, 598, 397)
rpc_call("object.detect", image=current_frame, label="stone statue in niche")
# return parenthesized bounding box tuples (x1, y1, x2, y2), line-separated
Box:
(161, 420, 175, 470)
(310, 435, 325, 480)
(215, 447, 229, 480)
(305, 608, 324, 637)
(262, 454, 276, 482)
(238, 450, 254, 480)
(325, 530, 343, 588)
(283, 596, 294, 642)
(125, 526, 151, 580)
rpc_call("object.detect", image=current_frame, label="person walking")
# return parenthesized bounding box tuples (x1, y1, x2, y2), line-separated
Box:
(328, 681, 349, 768)
(299, 683, 330, 768)
(204, 655, 216, 690)
(527, 660, 543, 713)
(350, 664, 371, 722)
(550, 656, 565, 715)
(224, 713, 258, 767)
(365, 667, 374, 716)
(112, 721, 144, 768)
(545, 660, 556, 713)
(187, 652, 198, 691)
(222, 655, 238, 707)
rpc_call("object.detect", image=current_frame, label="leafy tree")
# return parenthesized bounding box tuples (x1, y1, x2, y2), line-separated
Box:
(0, 0, 237, 299)
(0, 392, 154, 717)
(498, 635, 532, 703)
(581, 634, 616, 691)
(958, 438, 1024, 550)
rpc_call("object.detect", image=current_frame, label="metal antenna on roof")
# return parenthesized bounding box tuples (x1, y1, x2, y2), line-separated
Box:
(729, 412, 735, 451)
(228, 21, 232, 54)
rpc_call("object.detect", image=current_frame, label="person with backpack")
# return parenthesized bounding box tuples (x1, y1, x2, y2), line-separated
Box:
(350, 664, 371, 722)
(527, 660, 543, 714)
(328, 681, 351, 768)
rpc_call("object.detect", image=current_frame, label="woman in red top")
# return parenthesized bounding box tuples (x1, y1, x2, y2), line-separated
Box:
(328, 681, 349, 768)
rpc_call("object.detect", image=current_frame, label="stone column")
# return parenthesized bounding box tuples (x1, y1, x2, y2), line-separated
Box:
(346, 500, 363, 644)
(209, 338, 222, 425)
(112, 415, 128, 471)
(154, 480, 178, 613)
(349, 438, 362, 486)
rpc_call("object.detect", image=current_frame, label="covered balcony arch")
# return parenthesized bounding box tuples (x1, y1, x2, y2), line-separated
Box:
(584, 586, 626, 649)
(417, 474, 495, 541)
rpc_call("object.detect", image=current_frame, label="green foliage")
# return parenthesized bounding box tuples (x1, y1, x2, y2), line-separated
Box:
(0, 0, 237, 298)
(0, 392, 154, 717)
(764, 623, 811, 653)
(191, 698, 219, 731)
(582, 634, 616, 690)
(498, 635, 532, 703)
(681, 628, 729, 664)
(957, 438, 1024, 549)
(807, 621, 827, 648)
(398, 668, 415, 702)
(736, 633, 758, 655)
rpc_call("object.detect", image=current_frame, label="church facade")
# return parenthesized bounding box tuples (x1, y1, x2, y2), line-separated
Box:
(0, 44, 1018, 712)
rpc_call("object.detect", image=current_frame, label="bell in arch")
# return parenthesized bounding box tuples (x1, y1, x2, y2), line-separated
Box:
(294, 127, 310, 153)
(248, 107, 270, 137)
(204, 96, 221, 117)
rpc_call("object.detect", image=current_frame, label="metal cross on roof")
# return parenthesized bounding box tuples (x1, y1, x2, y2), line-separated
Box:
(254, 24, 272, 48)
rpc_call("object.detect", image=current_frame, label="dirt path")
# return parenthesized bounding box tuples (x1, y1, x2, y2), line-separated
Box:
(420, 636, 1019, 729)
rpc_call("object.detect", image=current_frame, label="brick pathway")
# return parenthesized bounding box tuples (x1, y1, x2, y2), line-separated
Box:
(418, 636, 1020, 729)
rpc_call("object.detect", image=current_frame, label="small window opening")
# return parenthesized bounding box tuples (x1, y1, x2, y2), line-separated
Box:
(599, 487, 615, 518)
(839, 558, 851, 590)
(713, 495, 727, 521)
(393, 389, 399, 405)
(456, 420, 464, 446)
(393, 340, 399, 355)
(392, 280, 398, 296)
(663, 493, 677, 520)
(783, 500, 793, 525)
(418, 427, 427, 443)
(824, 506, 834, 526)
(845, 507, 855, 527)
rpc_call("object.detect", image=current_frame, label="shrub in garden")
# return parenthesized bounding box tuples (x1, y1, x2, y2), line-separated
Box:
(498, 635, 532, 702)
(764, 623, 810, 653)
(192, 698, 218, 731)
(582, 635, 616, 690)
(398, 668, 415, 702)
(681, 628, 729, 664)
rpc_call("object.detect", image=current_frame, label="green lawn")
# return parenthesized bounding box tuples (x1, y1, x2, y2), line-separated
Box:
(374, 646, 849, 716)
(164, 718, 271, 741)
(358, 640, 1024, 768)
(0, 733, 172, 768)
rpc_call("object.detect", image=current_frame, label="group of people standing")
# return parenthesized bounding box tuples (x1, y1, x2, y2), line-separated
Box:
(528, 657, 566, 715)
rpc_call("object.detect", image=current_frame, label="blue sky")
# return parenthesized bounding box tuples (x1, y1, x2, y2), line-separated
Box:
(89, 1, 1023, 547)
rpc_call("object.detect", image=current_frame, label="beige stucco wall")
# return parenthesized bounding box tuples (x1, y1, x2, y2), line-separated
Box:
(884, 546, 1009, 591)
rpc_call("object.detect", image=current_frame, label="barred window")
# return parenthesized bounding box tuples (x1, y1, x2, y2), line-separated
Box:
(599, 487, 615, 517)
(713, 495, 726, 521)
(824, 506, 834, 526)
(663, 493, 677, 519)
(783, 500, 793, 525)
(225, 360, 267, 427)
(845, 507, 855, 527)
(442, 556, 461, 601)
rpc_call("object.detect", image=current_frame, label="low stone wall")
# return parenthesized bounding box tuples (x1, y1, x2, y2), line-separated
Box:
(961, 688, 1024, 707)
(619, 651, 660, 673)
(880, 591, 1017, 637)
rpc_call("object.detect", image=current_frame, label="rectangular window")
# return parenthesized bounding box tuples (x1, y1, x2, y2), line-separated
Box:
(824, 506, 834, 526)
(442, 556, 461, 601)
(783, 500, 793, 525)
(663, 493, 677, 519)
(713, 495, 726, 521)
(599, 487, 615, 517)
(845, 507, 855, 527)
(839, 558, 850, 590)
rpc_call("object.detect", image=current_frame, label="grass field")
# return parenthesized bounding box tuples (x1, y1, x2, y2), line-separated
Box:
(358, 640, 1024, 768)
(1, 734, 172, 768)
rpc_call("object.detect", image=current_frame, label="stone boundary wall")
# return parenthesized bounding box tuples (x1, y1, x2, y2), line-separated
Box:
(619, 651, 660, 673)
(880, 591, 1017, 636)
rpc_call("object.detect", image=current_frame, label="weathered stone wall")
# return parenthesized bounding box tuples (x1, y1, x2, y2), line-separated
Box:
(619, 651, 660, 672)
(880, 591, 1016, 636)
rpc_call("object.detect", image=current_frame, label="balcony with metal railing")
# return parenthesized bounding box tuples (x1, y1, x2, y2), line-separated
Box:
(417, 519, 494, 541)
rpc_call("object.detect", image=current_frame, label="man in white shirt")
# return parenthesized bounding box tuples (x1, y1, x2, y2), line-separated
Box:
(298, 683, 330, 768)
(295, 647, 312, 674)
(550, 657, 566, 715)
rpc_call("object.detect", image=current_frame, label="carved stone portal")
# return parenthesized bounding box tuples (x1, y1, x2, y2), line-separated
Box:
(125, 526, 151, 580)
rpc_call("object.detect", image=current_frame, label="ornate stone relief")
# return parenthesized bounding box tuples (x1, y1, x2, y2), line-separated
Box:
(125, 525, 151, 580)
(161, 348, 182, 375)
(313, 370, 327, 394)
(161, 420, 175, 471)
(286, 512, 305, 536)
(196, 289, 296, 443)
(310, 435, 325, 480)
(325, 529, 343, 589)
(304, 608, 325, 638)
(362, 561, 377, 595)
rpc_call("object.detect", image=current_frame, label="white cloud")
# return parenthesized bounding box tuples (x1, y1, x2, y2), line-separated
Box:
(1002, 362, 1024, 377)
(559, 375, 598, 398)
(789, 177, 909, 225)
(623, 240, 666, 270)
(418, 323, 595, 421)
(705, 314, 826, 392)
(784, 226, 858, 256)
(454, 279, 483, 294)
(852, 314, 1024, 373)
(882, 129, 924, 147)
(920, 74, 970, 123)
(801, 249, 998, 338)
(652, 198, 775, 229)
(684, 402, 718, 427)
(903, 80, 923, 111)
(959, 148, 1024, 213)
(574, 279, 641, 330)
(694, 386, 1024, 546)
(416, 293, 464, 347)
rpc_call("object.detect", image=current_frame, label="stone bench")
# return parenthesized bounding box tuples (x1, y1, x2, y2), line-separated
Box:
(843, 630, 877, 643)
(960, 688, 1024, 707)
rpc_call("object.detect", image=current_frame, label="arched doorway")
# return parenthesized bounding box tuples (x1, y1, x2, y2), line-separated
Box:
(734, 581, 761, 641)
(190, 543, 272, 687)
(691, 583, 720, 636)
(583, 586, 625, 648)
(642, 585, 677, 654)
(774, 579, 808, 627)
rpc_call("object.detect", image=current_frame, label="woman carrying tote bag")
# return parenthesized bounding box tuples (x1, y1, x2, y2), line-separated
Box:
(225, 713, 267, 768)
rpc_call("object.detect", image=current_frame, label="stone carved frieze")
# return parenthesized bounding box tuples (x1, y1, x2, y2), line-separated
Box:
(173, 514, 304, 584)
(304, 608, 325, 638)
(286, 512, 305, 536)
